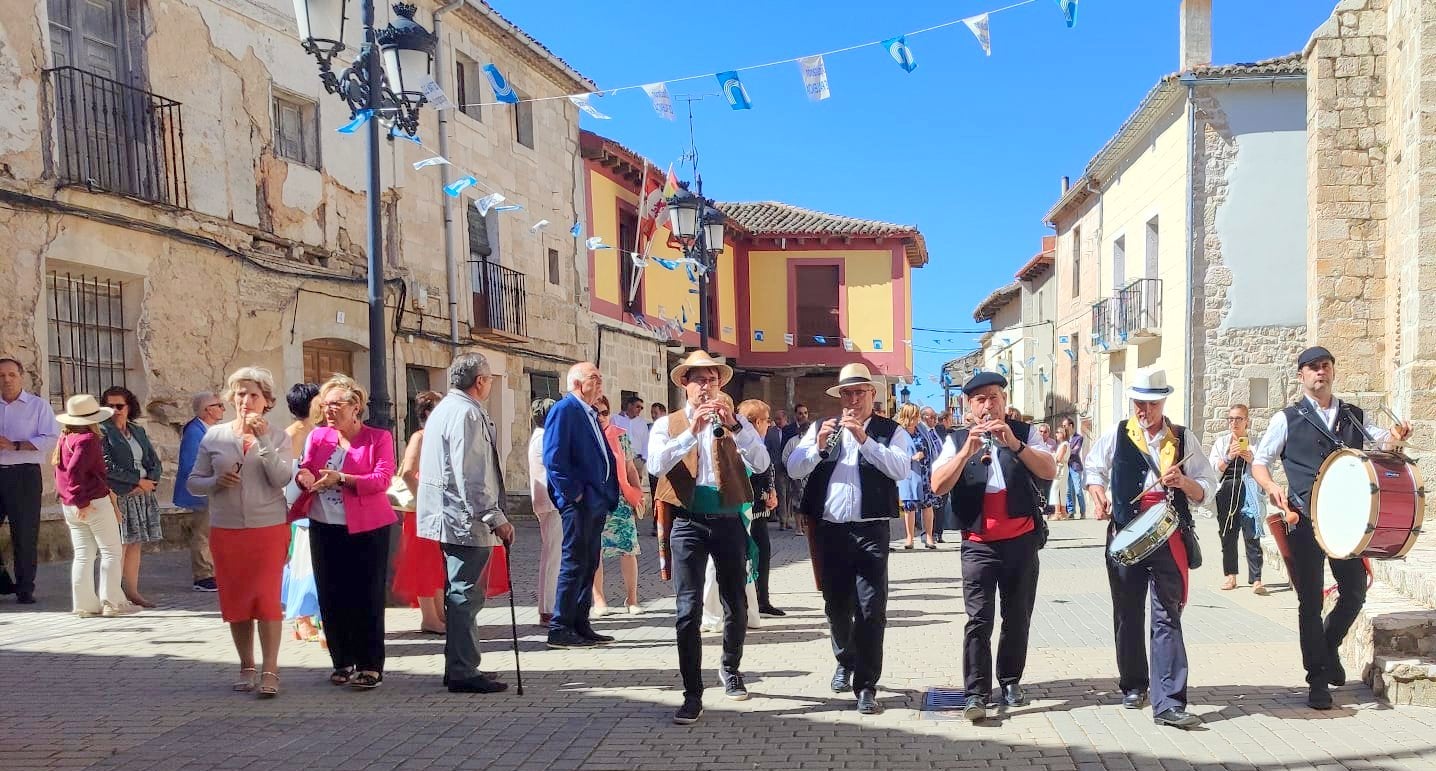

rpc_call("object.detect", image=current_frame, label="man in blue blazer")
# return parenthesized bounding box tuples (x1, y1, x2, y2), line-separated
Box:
(542, 361, 620, 648)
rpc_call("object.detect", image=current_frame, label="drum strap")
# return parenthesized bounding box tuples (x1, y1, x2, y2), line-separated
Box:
(1294, 405, 1347, 449)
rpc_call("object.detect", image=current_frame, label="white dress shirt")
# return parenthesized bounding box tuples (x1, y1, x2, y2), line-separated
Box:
(1252, 395, 1390, 469)
(786, 418, 914, 523)
(934, 424, 1050, 493)
(1083, 421, 1217, 504)
(626, 419, 651, 461)
(0, 390, 60, 466)
(648, 403, 771, 484)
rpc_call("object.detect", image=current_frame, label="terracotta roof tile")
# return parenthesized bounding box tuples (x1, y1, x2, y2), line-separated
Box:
(973, 282, 1021, 323)
(716, 201, 920, 238)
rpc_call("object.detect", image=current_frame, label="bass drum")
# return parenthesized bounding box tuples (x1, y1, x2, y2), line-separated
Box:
(1310, 448, 1425, 560)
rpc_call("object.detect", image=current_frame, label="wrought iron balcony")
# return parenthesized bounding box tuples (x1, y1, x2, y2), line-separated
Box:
(43, 67, 188, 208)
(471, 261, 527, 341)
(1090, 278, 1162, 352)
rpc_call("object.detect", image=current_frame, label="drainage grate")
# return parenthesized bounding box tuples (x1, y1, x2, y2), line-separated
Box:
(921, 687, 969, 719)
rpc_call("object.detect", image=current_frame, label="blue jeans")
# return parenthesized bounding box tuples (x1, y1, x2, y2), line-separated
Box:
(1066, 467, 1087, 517)
(441, 542, 492, 681)
(550, 500, 606, 635)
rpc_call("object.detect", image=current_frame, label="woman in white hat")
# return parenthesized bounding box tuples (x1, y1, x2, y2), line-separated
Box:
(52, 395, 137, 617)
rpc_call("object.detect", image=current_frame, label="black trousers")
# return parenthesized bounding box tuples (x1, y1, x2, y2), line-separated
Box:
(961, 529, 1040, 697)
(817, 519, 890, 693)
(750, 515, 772, 607)
(671, 512, 748, 697)
(1107, 536, 1188, 715)
(0, 465, 41, 595)
(1215, 479, 1263, 582)
(310, 521, 392, 674)
(1288, 520, 1367, 687)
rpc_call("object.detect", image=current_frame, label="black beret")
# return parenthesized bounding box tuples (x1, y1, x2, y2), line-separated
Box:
(963, 372, 1008, 395)
(1297, 346, 1335, 369)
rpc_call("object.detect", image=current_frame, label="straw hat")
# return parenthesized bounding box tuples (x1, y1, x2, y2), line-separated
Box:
(670, 350, 734, 387)
(56, 394, 115, 426)
(826, 363, 880, 397)
(1126, 367, 1175, 401)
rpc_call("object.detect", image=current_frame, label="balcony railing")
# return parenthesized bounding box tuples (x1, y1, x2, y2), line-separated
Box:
(1090, 278, 1163, 351)
(44, 66, 188, 208)
(471, 261, 527, 340)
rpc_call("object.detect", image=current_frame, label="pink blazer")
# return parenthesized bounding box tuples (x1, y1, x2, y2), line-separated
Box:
(292, 425, 397, 534)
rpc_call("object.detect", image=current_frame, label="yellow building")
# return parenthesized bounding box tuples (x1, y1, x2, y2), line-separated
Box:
(580, 132, 928, 413)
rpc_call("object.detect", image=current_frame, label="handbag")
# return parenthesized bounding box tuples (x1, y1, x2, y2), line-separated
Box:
(1181, 523, 1203, 570)
(386, 476, 416, 512)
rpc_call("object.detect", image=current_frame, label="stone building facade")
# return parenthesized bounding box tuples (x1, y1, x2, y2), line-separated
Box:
(1305, 0, 1436, 440)
(0, 0, 594, 548)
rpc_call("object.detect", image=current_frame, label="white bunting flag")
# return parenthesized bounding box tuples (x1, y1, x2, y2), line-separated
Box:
(963, 13, 992, 56)
(474, 193, 506, 216)
(413, 156, 450, 170)
(843, 338, 856, 352)
(783, 333, 795, 346)
(416, 74, 455, 110)
(797, 55, 830, 101)
(586, 236, 611, 251)
(641, 83, 676, 121)
(568, 93, 611, 120)
(529, 219, 550, 234)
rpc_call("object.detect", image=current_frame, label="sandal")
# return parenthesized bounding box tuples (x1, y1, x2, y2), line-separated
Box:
(257, 671, 280, 699)
(329, 667, 355, 686)
(349, 671, 383, 690)
(233, 667, 258, 692)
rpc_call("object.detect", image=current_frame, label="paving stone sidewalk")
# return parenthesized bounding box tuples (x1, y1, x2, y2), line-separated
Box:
(3, 515, 1436, 770)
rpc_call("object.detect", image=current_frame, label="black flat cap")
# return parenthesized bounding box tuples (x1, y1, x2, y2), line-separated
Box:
(963, 372, 1008, 394)
(1297, 346, 1335, 369)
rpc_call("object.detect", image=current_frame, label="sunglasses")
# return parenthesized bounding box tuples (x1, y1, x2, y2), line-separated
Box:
(598, 410, 610, 417)
(105, 402, 128, 410)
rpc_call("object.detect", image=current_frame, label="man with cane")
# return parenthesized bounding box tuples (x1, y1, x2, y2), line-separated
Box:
(417, 352, 515, 694)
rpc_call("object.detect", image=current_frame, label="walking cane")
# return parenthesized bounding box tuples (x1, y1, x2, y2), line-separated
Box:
(504, 543, 524, 696)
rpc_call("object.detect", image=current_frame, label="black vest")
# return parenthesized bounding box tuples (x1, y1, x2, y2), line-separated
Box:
(800, 415, 902, 519)
(1280, 399, 1366, 510)
(1110, 421, 1191, 529)
(948, 419, 1043, 534)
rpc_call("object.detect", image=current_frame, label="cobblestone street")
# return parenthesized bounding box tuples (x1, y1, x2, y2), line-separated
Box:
(4, 515, 1436, 771)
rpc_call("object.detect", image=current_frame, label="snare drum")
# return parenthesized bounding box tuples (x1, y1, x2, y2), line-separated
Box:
(1310, 449, 1425, 560)
(1108, 501, 1181, 567)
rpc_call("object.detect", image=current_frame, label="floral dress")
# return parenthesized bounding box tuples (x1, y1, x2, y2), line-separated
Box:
(601, 433, 641, 557)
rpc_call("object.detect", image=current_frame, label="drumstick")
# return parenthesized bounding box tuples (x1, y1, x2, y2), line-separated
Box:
(1127, 450, 1198, 505)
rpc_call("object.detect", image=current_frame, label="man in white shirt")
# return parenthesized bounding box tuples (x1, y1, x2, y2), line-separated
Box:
(1084, 367, 1216, 730)
(648, 351, 769, 724)
(0, 357, 60, 602)
(786, 363, 912, 716)
(1250, 346, 1411, 710)
(931, 372, 1056, 722)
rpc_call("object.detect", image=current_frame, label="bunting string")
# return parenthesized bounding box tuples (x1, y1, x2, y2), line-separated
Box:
(451, 0, 1048, 110)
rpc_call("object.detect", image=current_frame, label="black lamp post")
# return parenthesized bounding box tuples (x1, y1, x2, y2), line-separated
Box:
(666, 183, 726, 352)
(294, 0, 435, 430)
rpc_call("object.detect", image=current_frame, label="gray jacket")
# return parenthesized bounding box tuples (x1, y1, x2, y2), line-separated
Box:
(416, 389, 508, 547)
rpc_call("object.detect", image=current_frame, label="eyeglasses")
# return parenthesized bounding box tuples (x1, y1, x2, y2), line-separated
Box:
(321, 401, 353, 410)
(688, 376, 720, 385)
(105, 402, 128, 410)
(205, 403, 223, 410)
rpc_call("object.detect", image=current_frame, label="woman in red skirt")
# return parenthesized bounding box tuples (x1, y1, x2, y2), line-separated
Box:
(187, 367, 294, 697)
(392, 391, 446, 633)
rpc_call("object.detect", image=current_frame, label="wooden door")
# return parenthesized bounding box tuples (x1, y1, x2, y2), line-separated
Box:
(303, 341, 354, 385)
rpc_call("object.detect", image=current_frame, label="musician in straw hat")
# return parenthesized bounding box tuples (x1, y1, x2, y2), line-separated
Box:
(1083, 366, 1216, 729)
(786, 363, 913, 716)
(647, 351, 770, 725)
(1250, 346, 1411, 711)
(930, 371, 1055, 722)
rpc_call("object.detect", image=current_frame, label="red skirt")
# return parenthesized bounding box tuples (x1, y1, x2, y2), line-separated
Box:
(393, 512, 446, 606)
(212, 523, 290, 623)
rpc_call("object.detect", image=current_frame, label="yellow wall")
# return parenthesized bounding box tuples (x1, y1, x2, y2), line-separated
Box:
(747, 249, 897, 353)
(587, 168, 735, 345)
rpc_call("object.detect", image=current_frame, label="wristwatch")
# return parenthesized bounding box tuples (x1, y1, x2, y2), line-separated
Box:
(1013, 441, 1028, 456)
(728, 422, 743, 434)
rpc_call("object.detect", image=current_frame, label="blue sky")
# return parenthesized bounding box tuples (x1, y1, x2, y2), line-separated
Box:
(489, 0, 1335, 406)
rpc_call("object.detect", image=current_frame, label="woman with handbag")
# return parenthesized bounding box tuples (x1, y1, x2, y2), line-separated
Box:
(592, 395, 644, 616)
(391, 390, 447, 634)
(186, 367, 293, 698)
(292, 374, 397, 690)
(53, 394, 137, 618)
(100, 386, 163, 608)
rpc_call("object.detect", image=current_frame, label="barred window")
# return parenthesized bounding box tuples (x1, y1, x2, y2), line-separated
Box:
(47, 271, 130, 409)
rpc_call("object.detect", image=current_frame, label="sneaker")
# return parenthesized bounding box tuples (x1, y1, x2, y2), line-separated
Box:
(546, 630, 596, 649)
(193, 578, 218, 592)
(721, 671, 750, 701)
(73, 608, 102, 618)
(673, 696, 703, 725)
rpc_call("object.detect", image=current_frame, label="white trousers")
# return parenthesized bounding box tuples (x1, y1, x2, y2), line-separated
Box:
(536, 509, 563, 616)
(702, 557, 761, 628)
(63, 497, 126, 613)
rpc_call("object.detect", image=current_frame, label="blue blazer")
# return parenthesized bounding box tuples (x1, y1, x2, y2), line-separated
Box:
(542, 393, 619, 512)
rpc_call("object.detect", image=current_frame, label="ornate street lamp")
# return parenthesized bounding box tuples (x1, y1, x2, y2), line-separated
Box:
(665, 185, 725, 350)
(294, 0, 437, 430)
(665, 186, 702, 244)
(701, 205, 726, 254)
